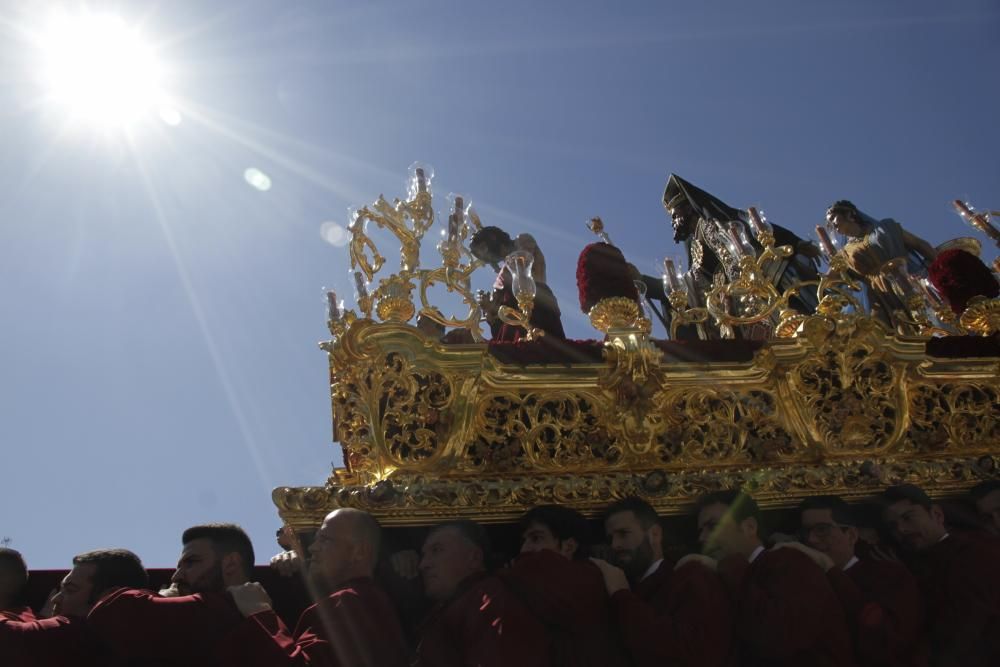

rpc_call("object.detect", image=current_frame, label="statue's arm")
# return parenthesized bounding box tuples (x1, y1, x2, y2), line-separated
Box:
(901, 229, 937, 263)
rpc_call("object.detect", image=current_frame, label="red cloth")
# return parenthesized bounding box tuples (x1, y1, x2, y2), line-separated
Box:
(0, 615, 95, 667)
(719, 548, 856, 667)
(826, 559, 926, 667)
(610, 559, 733, 667)
(490, 271, 566, 342)
(217, 577, 408, 667)
(499, 550, 629, 667)
(86, 587, 246, 666)
(414, 572, 552, 667)
(0, 607, 36, 622)
(908, 533, 1000, 667)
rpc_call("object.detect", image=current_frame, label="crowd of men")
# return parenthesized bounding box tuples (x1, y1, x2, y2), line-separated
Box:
(2, 480, 1000, 666)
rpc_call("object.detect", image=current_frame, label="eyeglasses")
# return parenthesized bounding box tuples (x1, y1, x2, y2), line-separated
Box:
(798, 522, 849, 541)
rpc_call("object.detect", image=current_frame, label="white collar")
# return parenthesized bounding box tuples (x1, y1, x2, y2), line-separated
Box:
(842, 556, 859, 571)
(748, 545, 765, 563)
(640, 558, 664, 582)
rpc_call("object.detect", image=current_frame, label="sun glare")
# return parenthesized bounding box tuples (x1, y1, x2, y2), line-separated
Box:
(38, 11, 164, 128)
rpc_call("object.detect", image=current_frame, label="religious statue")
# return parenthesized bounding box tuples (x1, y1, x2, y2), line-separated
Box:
(469, 226, 566, 342)
(647, 174, 820, 339)
(825, 200, 938, 327)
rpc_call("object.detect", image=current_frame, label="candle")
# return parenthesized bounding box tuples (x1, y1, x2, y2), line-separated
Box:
(815, 225, 836, 258)
(353, 271, 368, 297)
(326, 290, 340, 321)
(953, 199, 1000, 242)
(415, 168, 427, 193)
(663, 258, 680, 292)
(919, 278, 944, 309)
(747, 207, 771, 238)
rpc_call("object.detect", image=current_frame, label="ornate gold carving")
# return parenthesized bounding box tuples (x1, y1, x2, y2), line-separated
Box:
(959, 296, 1000, 336)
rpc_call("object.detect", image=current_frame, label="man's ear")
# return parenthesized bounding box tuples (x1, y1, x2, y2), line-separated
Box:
(221, 552, 244, 581)
(930, 504, 946, 527)
(844, 525, 859, 548)
(740, 517, 759, 540)
(559, 537, 579, 560)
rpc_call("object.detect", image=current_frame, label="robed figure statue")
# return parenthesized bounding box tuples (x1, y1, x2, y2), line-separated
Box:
(643, 174, 820, 340)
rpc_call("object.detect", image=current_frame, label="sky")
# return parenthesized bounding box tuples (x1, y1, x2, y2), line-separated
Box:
(1, 0, 998, 568)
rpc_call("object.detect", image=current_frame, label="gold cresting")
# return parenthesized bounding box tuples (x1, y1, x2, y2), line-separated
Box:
(283, 169, 1000, 531)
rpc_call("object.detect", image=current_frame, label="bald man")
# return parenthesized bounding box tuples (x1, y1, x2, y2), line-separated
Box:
(221, 509, 409, 667)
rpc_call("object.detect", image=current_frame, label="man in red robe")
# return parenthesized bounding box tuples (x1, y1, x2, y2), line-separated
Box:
(502, 504, 629, 667)
(0, 548, 33, 622)
(414, 520, 551, 667)
(798, 495, 925, 667)
(0, 548, 149, 667)
(85, 522, 254, 666)
(588, 496, 733, 667)
(696, 490, 855, 667)
(220, 508, 409, 666)
(881, 484, 1000, 666)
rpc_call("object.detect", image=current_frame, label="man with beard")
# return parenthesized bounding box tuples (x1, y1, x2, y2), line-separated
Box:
(798, 495, 925, 667)
(85, 523, 254, 666)
(414, 520, 551, 667)
(501, 505, 628, 667)
(0, 548, 149, 666)
(881, 484, 1000, 666)
(587, 497, 732, 667)
(0, 548, 32, 622)
(696, 490, 854, 667)
(219, 508, 408, 667)
(643, 174, 819, 340)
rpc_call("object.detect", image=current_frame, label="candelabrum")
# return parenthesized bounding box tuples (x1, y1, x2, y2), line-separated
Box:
(661, 258, 709, 339)
(881, 258, 956, 337)
(953, 200, 1000, 274)
(497, 249, 544, 341)
(702, 209, 799, 335)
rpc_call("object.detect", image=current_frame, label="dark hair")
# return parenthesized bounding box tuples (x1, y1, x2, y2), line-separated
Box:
(880, 484, 933, 512)
(826, 200, 858, 218)
(427, 520, 492, 561)
(469, 226, 514, 269)
(0, 548, 29, 604)
(182, 524, 255, 579)
(604, 497, 659, 530)
(969, 480, 1000, 503)
(694, 490, 762, 526)
(520, 505, 591, 559)
(72, 549, 149, 602)
(798, 495, 858, 527)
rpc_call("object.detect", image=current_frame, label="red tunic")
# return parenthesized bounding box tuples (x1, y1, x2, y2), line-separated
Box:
(499, 550, 629, 667)
(719, 548, 856, 667)
(414, 572, 552, 667)
(216, 576, 408, 667)
(908, 533, 1000, 667)
(0, 615, 96, 667)
(609, 559, 733, 667)
(86, 587, 246, 666)
(0, 607, 36, 622)
(826, 558, 926, 667)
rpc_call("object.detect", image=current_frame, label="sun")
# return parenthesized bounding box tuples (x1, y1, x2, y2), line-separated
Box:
(37, 11, 164, 128)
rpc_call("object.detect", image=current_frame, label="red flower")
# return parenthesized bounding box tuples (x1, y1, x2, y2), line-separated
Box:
(575, 242, 640, 313)
(928, 249, 999, 313)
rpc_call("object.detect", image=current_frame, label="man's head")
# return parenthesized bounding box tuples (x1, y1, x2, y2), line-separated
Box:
(308, 509, 381, 589)
(826, 200, 868, 238)
(880, 485, 947, 552)
(469, 226, 515, 271)
(519, 505, 590, 560)
(171, 523, 255, 595)
(0, 548, 28, 609)
(665, 196, 698, 243)
(419, 520, 489, 602)
(798, 496, 860, 569)
(696, 490, 762, 560)
(970, 481, 1000, 535)
(603, 497, 663, 582)
(52, 549, 148, 619)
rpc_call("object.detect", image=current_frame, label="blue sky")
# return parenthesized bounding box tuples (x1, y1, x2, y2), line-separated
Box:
(1, 0, 998, 568)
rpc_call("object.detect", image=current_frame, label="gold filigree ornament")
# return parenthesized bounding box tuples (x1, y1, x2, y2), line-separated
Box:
(959, 296, 1000, 336)
(589, 297, 643, 332)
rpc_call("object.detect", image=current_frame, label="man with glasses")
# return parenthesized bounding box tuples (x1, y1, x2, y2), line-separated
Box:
(799, 496, 924, 667)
